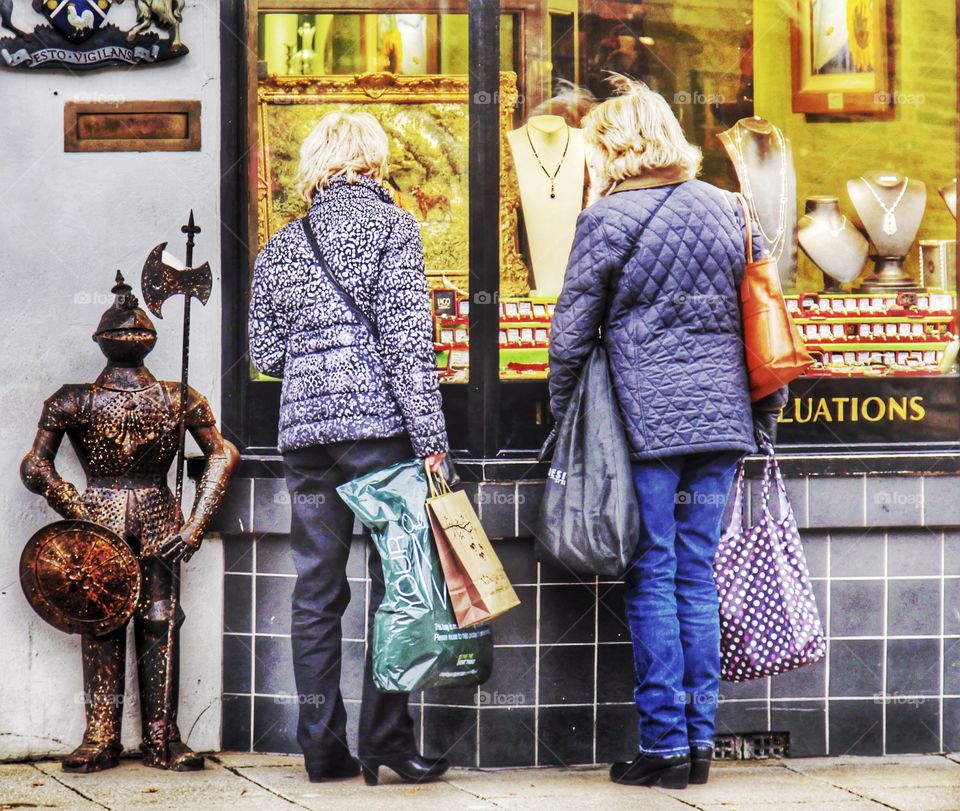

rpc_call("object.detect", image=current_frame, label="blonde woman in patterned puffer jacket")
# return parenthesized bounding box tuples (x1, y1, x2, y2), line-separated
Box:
(248, 111, 449, 786)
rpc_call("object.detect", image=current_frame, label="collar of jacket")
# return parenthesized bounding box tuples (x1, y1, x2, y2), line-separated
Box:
(611, 167, 689, 193)
(312, 174, 394, 207)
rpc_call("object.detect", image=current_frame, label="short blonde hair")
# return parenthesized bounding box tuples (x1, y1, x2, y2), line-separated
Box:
(295, 111, 389, 202)
(582, 76, 702, 204)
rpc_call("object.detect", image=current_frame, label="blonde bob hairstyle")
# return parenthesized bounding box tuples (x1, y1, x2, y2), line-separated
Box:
(582, 76, 702, 205)
(295, 111, 390, 203)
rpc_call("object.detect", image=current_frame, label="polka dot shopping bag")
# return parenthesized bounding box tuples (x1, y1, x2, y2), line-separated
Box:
(714, 449, 826, 682)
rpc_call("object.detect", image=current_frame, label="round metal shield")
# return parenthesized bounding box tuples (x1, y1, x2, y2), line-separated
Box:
(20, 520, 141, 636)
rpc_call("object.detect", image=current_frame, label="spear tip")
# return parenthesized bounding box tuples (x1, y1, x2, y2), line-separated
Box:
(181, 210, 201, 238)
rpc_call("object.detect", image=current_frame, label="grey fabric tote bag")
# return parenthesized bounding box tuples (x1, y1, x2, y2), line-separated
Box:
(536, 344, 639, 577)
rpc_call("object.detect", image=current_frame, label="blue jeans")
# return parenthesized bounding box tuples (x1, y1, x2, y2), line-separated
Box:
(624, 450, 741, 756)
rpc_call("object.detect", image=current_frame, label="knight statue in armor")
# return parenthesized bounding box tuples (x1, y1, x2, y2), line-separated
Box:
(20, 272, 239, 773)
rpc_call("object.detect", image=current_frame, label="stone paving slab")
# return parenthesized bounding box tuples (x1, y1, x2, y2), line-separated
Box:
(222, 758, 491, 811)
(695, 804, 891, 811)
(27, 756, 283, 811)
(0, 762, 101, 809)
(786, 755, 960, 789)
(443, 767, 691, 810)
(0, 754, 956, 811)
(853, 787, 960, 811)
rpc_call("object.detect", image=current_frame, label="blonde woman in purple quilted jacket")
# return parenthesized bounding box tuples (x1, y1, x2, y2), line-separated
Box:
(549, 79, 785, 789)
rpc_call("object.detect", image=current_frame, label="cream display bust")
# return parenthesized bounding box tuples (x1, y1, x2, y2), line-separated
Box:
(847, 171, 926, 258)
(940, 178, 957, 219)
(798, 196, 868, 288)
(719, 117, 798, 290)
(507, 115, 585, 297)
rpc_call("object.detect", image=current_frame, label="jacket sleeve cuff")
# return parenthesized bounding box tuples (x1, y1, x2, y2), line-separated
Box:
(411, 431, 450, 458)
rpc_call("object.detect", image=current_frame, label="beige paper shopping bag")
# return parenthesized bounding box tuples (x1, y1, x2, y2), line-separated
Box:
(425, 467, 521, 628)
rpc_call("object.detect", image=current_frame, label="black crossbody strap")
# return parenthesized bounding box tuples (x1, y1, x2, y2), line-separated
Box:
(300, 216, 380, 341)
(601, 183, 680, 332)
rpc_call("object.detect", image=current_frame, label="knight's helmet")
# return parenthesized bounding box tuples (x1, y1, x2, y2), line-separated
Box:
(92, 271, 158, 362)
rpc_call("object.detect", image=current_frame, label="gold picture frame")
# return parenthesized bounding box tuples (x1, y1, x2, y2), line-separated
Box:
(790, 0, 892, 115)
(256, 70, 529, 296)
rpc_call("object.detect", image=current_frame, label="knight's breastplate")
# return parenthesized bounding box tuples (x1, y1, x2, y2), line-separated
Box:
(78, 383, 180, 479)
(72, 383, 181, 555)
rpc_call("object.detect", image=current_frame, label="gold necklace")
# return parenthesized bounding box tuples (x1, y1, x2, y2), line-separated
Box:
(525, 124, 571, 199)
(731, 122, 788, 261)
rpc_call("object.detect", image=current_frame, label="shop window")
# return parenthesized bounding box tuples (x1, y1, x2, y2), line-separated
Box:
(493, 0, 959, 452)
(242, 2, 959, 456)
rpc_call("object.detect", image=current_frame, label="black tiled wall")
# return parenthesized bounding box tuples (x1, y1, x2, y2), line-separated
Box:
(220, 473, 960, 762)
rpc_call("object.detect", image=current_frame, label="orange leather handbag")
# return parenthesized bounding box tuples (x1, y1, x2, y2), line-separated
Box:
(735, 193, 814, 401)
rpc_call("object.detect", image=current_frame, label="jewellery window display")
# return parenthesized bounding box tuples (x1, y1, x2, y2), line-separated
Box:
(786, 291, 956, 377)
(784, 167, 958, 379)
(719, 109, 957, 382)
(257, 13, 515, 77)
(242, 1, 958, 454)
(432, 291, 556, 383)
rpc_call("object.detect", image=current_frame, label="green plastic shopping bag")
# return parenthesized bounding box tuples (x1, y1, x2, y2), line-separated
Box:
(337, 458, 493, 692)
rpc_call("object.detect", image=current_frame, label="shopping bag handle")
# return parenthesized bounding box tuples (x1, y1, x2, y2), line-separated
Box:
(425, 462, 453, 498)
(759, 445, 790, 523)
(721, 458, 748, 537)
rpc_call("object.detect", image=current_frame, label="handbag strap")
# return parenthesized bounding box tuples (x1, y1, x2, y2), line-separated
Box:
(300, 216, 380, 342)
(600, 183, 681, 335)
(733, 192, 756, 265)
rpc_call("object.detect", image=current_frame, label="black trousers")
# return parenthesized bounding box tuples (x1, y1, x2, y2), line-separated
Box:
(282, 435, 417, 769)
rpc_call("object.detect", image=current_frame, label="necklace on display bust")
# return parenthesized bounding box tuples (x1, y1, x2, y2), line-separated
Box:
(821, 215, 847, 238)
(859, 175, 909, 236)
(730, 121, 788, 261)
(525, 124, 571, 199)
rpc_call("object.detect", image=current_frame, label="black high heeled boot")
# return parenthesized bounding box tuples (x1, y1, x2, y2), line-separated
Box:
(690, 745, 713, 784)
(360, 753, 450, 786)
(609, 753, 690, 788)
(305, 753, 362, 782)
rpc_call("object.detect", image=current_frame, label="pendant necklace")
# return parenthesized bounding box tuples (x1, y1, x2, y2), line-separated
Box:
(731, 122, 788, 261)
(526, 124, 571, 199)
(859, 176, 909, 236)
(825, 215, 847, 238)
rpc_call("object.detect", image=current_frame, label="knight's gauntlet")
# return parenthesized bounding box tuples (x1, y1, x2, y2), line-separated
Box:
(184, 447, 234, 543)
(22, 455, 87, 521)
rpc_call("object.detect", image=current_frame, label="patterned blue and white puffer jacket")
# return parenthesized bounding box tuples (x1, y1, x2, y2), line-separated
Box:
(248, 174, 448, 457)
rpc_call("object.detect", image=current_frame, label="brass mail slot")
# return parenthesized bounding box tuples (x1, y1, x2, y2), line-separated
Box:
(64, 100, 201, 152)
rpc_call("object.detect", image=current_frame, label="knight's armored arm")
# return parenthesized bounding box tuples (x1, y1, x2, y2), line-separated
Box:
(181, 426, 240, 546)
(21, 429, 89, 521)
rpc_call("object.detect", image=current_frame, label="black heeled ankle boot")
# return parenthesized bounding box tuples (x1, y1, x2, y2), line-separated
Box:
(690, 745, 713, 784)
(360, 753, 450, 786)
(609, 753, 690, 788)
(305, 754, 361, 782)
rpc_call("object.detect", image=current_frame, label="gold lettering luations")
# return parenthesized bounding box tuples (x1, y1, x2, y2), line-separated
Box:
(776, 396, 927, 424)
(909, 396, 926, 421)
(831, 397, 849, 421)
(812, 398, 833, 422)
(794, 398, 814, 424)
(861, 397, 885, 422)
(887, 397, 908, 421)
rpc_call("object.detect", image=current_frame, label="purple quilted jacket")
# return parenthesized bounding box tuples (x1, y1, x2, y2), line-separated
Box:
(549, 178, 762, 461)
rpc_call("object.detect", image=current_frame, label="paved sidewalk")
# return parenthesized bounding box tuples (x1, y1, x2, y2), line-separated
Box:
(0, 753, 958, 811)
